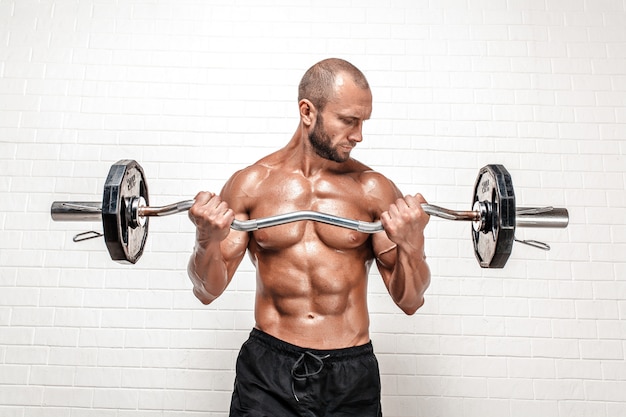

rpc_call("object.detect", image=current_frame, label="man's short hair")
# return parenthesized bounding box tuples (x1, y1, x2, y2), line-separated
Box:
(298, 58, 370, 111)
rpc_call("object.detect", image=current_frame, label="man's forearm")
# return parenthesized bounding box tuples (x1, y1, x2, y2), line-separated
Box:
(388, 246, 431, 315)
(187, 243, 230, 305)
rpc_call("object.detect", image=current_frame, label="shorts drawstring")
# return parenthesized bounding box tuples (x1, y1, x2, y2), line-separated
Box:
(290, 351, 331, 402)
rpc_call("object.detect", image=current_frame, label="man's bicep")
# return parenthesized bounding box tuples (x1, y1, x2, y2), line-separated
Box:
(220, 168, 250, 214)
(222, 230, 249, 278)
(372, 232, 397, 270)
(217, 168, 253, 276)
(365, 172, 402, 271)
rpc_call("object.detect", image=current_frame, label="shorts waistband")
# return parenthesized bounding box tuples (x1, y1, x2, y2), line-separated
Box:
(249, 328, 373, 361)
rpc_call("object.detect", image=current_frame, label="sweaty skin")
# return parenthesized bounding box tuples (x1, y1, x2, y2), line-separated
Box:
(188, 73, 431, 349)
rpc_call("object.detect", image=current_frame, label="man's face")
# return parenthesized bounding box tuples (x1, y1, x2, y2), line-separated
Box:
(308, 75, 373, 163)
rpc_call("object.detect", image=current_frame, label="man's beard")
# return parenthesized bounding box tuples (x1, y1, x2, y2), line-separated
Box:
(308, 114, 350, 163)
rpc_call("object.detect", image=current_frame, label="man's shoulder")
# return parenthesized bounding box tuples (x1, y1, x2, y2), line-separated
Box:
(349, 163, 402, 202)
(228, 162, 272, 188)
(350, 161, 394, 187)
(225, 150, 289, 194)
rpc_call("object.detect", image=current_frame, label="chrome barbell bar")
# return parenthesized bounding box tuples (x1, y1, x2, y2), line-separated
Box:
(50, 199, 569, 234)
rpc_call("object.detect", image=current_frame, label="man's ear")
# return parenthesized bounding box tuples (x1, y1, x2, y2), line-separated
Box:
(299, 99, 316, 126)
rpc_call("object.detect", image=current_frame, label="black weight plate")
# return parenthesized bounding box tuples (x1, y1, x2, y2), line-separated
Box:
(102, 160, 149, 264)
(472, 164, 515, 268)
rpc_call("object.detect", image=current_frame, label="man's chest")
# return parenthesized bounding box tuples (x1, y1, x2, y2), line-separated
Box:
(246, 174, 375, 251)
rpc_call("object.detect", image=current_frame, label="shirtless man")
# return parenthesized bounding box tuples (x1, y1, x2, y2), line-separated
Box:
(187, 58, 431, 417)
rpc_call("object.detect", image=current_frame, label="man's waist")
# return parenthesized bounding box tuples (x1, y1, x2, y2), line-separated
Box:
(249, 327, 373, 360)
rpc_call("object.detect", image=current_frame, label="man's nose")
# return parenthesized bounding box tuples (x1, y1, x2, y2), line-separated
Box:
(349, 123, 364, 142)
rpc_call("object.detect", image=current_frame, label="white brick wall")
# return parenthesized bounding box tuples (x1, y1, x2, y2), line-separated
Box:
(0, 0, 625, 415)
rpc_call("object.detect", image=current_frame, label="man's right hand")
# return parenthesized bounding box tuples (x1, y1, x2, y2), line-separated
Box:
(188, 192, 235, 247)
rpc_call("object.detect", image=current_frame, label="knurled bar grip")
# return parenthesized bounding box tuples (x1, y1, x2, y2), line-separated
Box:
(50, 200, 569, 232)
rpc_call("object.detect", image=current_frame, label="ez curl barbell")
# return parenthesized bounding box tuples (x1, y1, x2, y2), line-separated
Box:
(50, 160, 569, 268)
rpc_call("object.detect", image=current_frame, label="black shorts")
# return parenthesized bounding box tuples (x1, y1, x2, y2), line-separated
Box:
(229, 328, 382, 417)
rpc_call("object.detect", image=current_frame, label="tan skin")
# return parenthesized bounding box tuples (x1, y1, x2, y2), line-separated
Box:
(188, 74, 431, 349)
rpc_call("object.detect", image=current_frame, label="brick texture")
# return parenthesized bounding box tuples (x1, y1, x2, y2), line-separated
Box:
(0, 1, 625, 416)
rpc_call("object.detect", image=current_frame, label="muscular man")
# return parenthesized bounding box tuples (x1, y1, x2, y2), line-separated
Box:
(188, 58, 431, 417)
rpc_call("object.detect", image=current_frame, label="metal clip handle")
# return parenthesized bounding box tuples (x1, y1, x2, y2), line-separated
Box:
(515, 238, 551, 251)
(73, 231, 104, 242)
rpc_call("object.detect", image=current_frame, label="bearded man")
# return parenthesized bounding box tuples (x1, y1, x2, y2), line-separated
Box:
(188, 58, 431, 417)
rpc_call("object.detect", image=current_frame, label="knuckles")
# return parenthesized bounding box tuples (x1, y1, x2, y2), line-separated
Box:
(385, 193, 430, 231)
(188, 192, 231, 227)
(188, 192, 234, 243)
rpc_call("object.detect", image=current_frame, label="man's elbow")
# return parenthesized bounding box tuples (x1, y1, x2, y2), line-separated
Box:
(193, 286, 218, 305)
(399, 297, 425, 316)
(188, 265, 220, 305)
